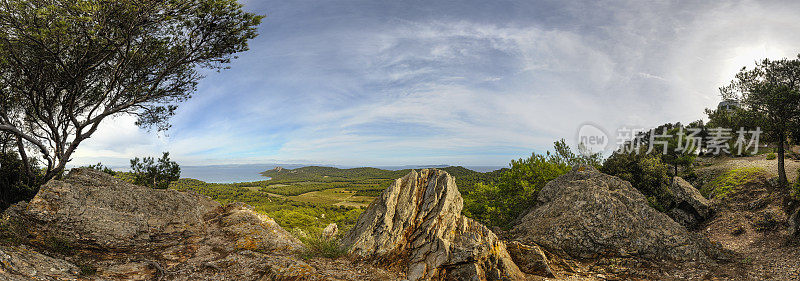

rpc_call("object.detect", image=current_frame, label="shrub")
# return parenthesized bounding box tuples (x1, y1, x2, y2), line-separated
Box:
(766, 153, 777, 160)
(81, 163, 117, 176)
(130, 152, 180, 189)
(298, 233, 347, 260)
(0, 151, 41, 210)
(462, 139, 595, 229)
(601, 151, 672, 210)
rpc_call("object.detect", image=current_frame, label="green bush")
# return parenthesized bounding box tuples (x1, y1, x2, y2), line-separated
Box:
(462, 139, 597, 229)
(601, 151, 672, 210)
(297, 233, 347, 260)
(0, 151, 41, 210)
(80, 163, 117, 176)
(766, 153, 777, 160)
(130, 152, 180, 189)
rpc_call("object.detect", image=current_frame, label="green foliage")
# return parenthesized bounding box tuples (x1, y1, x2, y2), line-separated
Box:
(0, 0, 263, 183)
(601, 150, 672, 211)
(766, 153, 777, 160)
(170, 178, 363, 234)
(0, 150, 41, 210)
(701, 167, 768, 199)
(718, 56, 800, 186)
(297, 233, 347, 260)
(462, 139, 593, 228)
(80, 163, 116, 176)
(130, 152, 180, 189)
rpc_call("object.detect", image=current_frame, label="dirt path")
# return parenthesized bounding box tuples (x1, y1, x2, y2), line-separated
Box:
(696, 154, 800, 182)
(697, 169, 800, 280)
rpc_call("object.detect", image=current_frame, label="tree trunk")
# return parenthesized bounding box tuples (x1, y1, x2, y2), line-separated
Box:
(778, 136, 788, 188)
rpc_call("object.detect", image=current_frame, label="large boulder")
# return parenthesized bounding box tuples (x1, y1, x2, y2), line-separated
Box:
(510, 165, 717, 262)
(343, 169, 525, 281)
(21, 168, 222, 250)
(665, 177, 712, 228)
(3, 168, 400, 280)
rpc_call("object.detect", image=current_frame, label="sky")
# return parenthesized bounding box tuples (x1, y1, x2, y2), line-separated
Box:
(71, 0, 800, 167)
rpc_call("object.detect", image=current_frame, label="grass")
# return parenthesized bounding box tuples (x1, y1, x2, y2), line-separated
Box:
(766, 153, 777, 160)
(701, 167, 769, 199)
(297, 233, 348, 260)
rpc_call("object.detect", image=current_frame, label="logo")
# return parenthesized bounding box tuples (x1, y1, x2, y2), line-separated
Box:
(575, 123, 612, 156)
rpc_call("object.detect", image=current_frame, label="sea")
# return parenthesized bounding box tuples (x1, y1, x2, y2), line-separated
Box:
(104, 164, 505, 184)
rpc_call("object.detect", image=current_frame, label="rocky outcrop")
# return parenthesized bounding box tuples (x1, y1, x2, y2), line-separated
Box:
(666, 177, 712, 228)
(505, 241, 554, 277)
(0, 245, 80, 280)
(510, 164, 718, 262)
(343, 169, 524, 281)
(2, 168, 399, 280)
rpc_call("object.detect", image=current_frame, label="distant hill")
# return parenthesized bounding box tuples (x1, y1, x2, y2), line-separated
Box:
(261, 165, 505, 194)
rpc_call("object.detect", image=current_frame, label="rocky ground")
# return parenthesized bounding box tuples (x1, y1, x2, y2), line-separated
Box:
(0, 169, 399, 280)
(0, 162, 798, 280)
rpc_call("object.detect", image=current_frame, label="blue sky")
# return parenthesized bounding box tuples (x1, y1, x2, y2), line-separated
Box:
(72, 0, 800, 167)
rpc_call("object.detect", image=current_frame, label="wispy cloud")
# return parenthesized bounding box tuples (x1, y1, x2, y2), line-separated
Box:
(72, 0, 800, 167)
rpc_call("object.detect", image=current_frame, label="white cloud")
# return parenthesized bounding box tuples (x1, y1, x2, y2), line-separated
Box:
(69, 0, 800, 167)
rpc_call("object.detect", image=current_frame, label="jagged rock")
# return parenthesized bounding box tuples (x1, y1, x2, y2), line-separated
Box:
(343, 169, 524, 281)
(0, 245, 80, 280)
(510, 164, 716, 262)
(506, 241, 555, 277)
(666, 177, 712, 228)
(3, 168, 399, 280)
(323, 223, 339, 238)
(212, 202, 303, 253)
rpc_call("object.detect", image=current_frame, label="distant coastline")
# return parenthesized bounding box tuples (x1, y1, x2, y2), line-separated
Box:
(81, 163, 505, 184)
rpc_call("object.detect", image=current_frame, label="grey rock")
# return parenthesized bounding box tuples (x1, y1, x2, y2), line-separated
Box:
(510, 164, 715, 262)
(3, 168, 399, 280)
(323, 223, 339, 238)
(0, 245, 79, 281)
(23, 168, 220, 250)
(666, 177, 712, 228)
(506, 241, 555, 277)
(343, 169, 524, 281)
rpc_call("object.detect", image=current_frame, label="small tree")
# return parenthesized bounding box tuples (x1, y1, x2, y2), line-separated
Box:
(81, 162, 116, 176)
(0, 0, 263, 183)
(720, 56, 800, 187)
(130, 152, 180, 189)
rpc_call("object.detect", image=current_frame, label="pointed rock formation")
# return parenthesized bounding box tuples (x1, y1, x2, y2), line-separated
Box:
(510, 164, 722, 262)
(343, 169, 524, 281)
